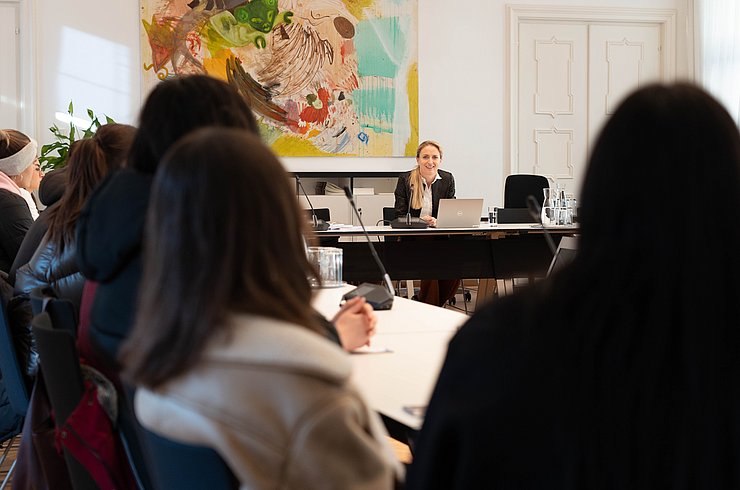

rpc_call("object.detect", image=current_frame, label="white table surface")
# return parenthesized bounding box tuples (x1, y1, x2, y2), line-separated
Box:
(313, 285, 469, 430)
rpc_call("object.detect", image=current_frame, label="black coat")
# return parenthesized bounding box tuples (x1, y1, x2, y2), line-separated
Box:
(8, 168, 68, 284)
(14, 234, 85, 311)
(0, 190, 33, 273)
(393, 169, 455, 219)
(406, 284, 579, 490)
(75, 168, 153, 369)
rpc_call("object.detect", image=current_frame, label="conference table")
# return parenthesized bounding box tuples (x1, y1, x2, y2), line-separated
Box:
(314, 223, 579, 300)
(312, 285, 469, 442)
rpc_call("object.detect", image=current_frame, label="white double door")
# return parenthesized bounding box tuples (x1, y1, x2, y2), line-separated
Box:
(512, 8, 674, 198)
(0, 1, 21, 129)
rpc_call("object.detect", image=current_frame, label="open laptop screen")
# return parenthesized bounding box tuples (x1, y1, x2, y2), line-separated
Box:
(436, 199, 484, 228)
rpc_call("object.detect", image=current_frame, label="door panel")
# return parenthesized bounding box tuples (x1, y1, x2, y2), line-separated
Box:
(588, 24, 662, 150)
(517, 23, 588, 194)
(0, 3, 20, 129)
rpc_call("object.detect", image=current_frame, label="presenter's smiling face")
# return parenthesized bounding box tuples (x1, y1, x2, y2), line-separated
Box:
(417, 144, 441, 182)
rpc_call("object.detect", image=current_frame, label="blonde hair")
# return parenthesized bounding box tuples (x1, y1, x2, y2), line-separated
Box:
(409, 140, 443, 209)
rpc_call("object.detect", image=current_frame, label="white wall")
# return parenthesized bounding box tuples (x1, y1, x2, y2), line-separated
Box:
(28, 0, 689, 208)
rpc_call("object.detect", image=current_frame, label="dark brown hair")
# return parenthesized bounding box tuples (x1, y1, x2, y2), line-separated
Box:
(537, 83, 740, 485)
(121, 128, 320, 388)
(45, 123, 136, 248)
(128, 75, 259, 174)
(0, 129, 31, 161)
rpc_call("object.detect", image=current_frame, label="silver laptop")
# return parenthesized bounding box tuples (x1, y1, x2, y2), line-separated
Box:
(546, 236, 578, 276)
(436, 199, 484, 228)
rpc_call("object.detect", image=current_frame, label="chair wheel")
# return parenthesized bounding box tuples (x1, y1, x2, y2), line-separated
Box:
(448, 296, 456, 306)
(464, 291, 472, 302)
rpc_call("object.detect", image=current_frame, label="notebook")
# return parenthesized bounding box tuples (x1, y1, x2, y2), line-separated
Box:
(436, 199, 484, 228)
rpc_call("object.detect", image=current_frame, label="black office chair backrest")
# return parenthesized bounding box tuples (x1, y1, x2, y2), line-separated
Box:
(0, 291, 29, 419)
(504, 174, 550, 208)
(305, 208, 330, 222)
(382, 207, 396, 224)
(31, 312, 98, 489)
(141, 426, 239, 490)
(30, 287, 78, 337)
(497, 208, 538, 224)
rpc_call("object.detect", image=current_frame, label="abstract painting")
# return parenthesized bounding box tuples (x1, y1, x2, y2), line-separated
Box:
(140, 0, 418, 157)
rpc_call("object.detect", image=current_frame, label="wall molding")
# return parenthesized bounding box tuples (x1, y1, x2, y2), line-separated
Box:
(506, 4, 677, 177)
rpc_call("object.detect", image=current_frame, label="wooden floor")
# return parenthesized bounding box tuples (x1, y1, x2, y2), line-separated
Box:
(0, 437, 20, 489)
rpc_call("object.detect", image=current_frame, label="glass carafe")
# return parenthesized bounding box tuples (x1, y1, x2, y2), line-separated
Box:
(542, 187, 553, 225)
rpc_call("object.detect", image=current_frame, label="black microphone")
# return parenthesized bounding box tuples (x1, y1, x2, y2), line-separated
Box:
(526, 195, 557, 256)
(341, 186, 395, 310)
(296, 175, 329, 232)
(390, 183, 428, 229)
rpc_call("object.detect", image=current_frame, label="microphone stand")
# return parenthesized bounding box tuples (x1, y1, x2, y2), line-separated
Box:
(390, 184, 428, 229)
(296, 175, 329, 232)
(526, 195, 557, 256)
(341, 186, 395, 310)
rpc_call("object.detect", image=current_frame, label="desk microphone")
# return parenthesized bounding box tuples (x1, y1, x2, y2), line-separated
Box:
(526, 195, 557, 256)
(390, 184, 428, 229)
(342, 186, 395, 310)
(296, 175, 329, 232)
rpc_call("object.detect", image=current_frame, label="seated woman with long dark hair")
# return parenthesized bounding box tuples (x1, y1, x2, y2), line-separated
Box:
(120, 128, 402, 489)
(14, 123, 135, 309)
(407, 83, 740, 489)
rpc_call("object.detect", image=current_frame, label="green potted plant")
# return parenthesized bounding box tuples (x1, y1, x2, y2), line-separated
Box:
(38, 101, 115, 172)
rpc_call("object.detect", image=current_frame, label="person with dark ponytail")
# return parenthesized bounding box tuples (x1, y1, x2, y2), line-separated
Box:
(14, 123, 135, 309)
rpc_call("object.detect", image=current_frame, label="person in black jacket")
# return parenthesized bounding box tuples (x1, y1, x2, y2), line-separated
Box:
(14, 124, 135, 310)
(0, 129, 39, 273)
(407, 83, 740, 489)
(76, 75, 376, 372)
(8, 166, 68, 284)
(394, 140, 459, 307)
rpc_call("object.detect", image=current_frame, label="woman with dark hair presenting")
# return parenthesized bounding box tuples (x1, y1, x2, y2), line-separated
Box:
(121, 128, 401, 489)
(407, 83, 740, 489)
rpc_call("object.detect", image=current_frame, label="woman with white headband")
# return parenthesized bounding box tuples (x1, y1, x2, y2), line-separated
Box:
(0, 129, 41, 273)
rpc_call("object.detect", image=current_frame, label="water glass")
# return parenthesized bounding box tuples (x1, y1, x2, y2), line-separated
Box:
(307, 247, 343, 287)
(488, 206, 498, 226)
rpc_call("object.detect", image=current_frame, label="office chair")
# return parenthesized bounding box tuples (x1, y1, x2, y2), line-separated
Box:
(116, 385, 239, 490)
(29, 287, 78, 336)
(496, 208, 537, 224)
(140, 426, 239, 490)
(31, 312, 99, 490)
(381, 206, 395, 225)
(504, 174, 550, 208)
(31, 288, 154, 489)
(304, 207, 330, 222)
(0, 292, 30, 489)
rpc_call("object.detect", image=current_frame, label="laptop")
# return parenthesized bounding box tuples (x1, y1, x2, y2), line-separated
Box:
(546, 236, 578, 276)
(436, 199, 484, 228)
